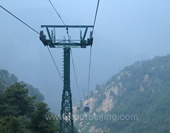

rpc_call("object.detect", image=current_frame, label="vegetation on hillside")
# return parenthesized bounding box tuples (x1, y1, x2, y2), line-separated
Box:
(74, 55, 170, 133)
(0, 69, 59, 133)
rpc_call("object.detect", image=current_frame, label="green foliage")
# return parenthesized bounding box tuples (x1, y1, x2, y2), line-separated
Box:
(1, 83, 34, 116)
(0, 69, 44, 102)
(25, 84, 44, 102)
(29, 102, 58, 133)
(75, 54, 170, 133)
(0, 80, 5, 94)
(0, 116, 31, 133)
(0, 82, 59, 133)
(0, 69, 18, 87)
(0, 69, 59, 132)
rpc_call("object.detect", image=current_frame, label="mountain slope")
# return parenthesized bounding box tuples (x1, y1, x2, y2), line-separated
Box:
(0, 69, 44, 102)
(0, 71, 59, 133)
(74, 54, 170, 133)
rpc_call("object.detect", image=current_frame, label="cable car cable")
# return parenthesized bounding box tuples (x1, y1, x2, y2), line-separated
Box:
(0, 6, 39, 35)
(47, 46, 63, 81)
(48, 1, 83, 99)
(87, 47, 92, 103)
(48, 0, 70, 39)
(71, 49, 82, 101)
(92, 0, 100, 34)
(48, 0, 66, 25)
(87, 48, 92, 94)
(0, 5, 63, 81)
(87, 0, 100, 107)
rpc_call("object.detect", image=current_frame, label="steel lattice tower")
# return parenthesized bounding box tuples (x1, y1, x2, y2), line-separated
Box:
(40, 25, 93, 133)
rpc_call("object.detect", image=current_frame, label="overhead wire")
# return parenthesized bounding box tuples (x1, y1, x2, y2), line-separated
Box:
(71, 50, 82, 101)
(87, 47, 92, 101)
(47, 47, 63, 81)
(48, 0, 101, 104)
(48, 0, 82, 100)
(0, 5, 63, 81)
(48, 0, 66, 26)
(0, 6, 39, 35)
(48, 0, 70, 39)
(92, 0, 100, 34)
(1, 0, 101, 104)
(87, 0, 100, 104)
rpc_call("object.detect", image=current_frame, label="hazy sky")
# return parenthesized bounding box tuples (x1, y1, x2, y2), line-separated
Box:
(1, 0, 170, 113)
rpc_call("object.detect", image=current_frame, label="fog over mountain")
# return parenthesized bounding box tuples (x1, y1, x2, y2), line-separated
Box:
(0, 0, 170, 113)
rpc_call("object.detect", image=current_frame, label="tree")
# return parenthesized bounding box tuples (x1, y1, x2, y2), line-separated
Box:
(0, 78, 59, 133)
(25, 83, 44, 102)
(29, 102, 59, 133)
(0, 83, 34, 117)
(0, 80, 5, 94)
(0, 70, 18, 86)
(0, 116, 31, 133)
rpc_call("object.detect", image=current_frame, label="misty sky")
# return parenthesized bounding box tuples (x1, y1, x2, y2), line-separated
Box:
(1, 0, 170, 113)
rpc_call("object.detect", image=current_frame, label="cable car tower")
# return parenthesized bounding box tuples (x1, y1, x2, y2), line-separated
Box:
(40, 25, 94, 133)
(1, 0, 100, 132)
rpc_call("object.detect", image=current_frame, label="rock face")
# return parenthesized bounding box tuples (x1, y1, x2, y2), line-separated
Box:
(74, 55, 170, 133)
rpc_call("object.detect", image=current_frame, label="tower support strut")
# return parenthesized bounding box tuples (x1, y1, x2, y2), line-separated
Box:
(60, 47, 74, 133)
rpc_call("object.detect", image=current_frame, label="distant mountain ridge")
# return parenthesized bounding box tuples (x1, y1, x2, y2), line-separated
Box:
(0, 69, 44, 102)
(74, 54, 170, 133)
(0, 69, 60, 132)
